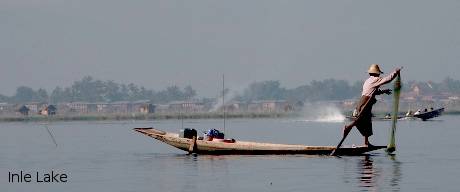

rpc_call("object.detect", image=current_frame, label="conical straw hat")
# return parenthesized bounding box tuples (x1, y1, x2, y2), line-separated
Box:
(368, 64, 383, 74)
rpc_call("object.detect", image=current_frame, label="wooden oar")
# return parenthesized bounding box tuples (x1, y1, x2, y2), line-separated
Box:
(386, 74, 401, 153)
(330, 89, 376, 156)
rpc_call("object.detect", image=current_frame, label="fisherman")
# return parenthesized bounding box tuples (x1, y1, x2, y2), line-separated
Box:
(349, 64, 401, 147)
(384, 113, 391, 119)
(405, 110, 413, 117)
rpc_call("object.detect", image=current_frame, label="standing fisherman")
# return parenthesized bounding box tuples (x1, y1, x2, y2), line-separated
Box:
(349, 64, 401, 147)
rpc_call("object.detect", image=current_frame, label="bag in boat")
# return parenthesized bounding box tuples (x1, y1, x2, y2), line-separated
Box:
(179, 128, 197, 139)
(205, 129, 225, 139)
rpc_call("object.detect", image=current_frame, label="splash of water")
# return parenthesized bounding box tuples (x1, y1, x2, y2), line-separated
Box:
(210, 89, 238, 112)
(209, 84, 247, 112)
(299, 102, 345, 122)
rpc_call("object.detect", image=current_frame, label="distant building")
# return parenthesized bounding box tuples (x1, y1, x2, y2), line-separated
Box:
(421, 96, 435, 102)
(18, 105, 30, 116)
(154, 104, 170, 113)
(0, 103, 15, 115)
(169, 101, 205, 113)
(139, 104, 155, 114)
(293, 101, 305, 111)
(222, 101, 248, 113)
(53, 101, 155, 114)
(47, 105, 57, 115)
(87, 103, 110, 113)
(25, 102, 45, 114)
(103, 100, 154, 114)
(108, 101, 131, 114)
(40, 105, 57, 116)
(132, 100, 155, 114)
(66, 102, 89, 114)
(248, 100, 289, 112)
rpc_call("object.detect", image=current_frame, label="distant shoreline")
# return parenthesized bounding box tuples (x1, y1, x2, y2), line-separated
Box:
(1, 111, 459, 122)
(0, 112, 295, 122)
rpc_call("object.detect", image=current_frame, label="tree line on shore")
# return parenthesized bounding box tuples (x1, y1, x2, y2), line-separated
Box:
(1, 76, 460, 104)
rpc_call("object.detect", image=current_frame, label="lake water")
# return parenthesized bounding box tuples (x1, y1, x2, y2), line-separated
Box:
(1, 115, 459, 192)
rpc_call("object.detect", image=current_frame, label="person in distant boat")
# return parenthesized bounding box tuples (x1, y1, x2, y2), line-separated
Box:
(424, 108, 428, 112)
(350, 64, 401, 147)
(414, 109, 421, 115)
(405, 110, 413, 117)
(384, 113, 391, 119)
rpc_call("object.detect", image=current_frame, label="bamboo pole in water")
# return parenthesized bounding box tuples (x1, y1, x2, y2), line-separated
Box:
(387, 74, 402, 153)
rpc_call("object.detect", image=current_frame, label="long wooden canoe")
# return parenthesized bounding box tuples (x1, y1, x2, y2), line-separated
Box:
(133, 128, 386, 156)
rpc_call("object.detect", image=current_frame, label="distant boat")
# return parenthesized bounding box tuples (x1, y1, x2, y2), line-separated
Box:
(133, 127, 387, 156)
(345, 107, 445, 121)
(345, 115, 405, 121)
(410, 107, 445, 121)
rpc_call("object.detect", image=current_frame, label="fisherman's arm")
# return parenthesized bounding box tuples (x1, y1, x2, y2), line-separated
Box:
(372, 68, 401, 88)
(375, 89, 392, 95)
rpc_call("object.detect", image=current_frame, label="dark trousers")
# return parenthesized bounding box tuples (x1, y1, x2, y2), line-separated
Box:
(355, 96, 376, 137)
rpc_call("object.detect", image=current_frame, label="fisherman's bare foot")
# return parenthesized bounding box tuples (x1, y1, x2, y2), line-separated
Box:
(364, 137, 372, 147)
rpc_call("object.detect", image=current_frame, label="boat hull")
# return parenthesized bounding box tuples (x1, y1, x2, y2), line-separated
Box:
(413, 108, 444, 121)
(134, 128, 386, 156)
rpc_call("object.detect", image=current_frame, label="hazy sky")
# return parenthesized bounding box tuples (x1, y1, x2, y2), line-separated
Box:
(1, 0, 459, 96)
